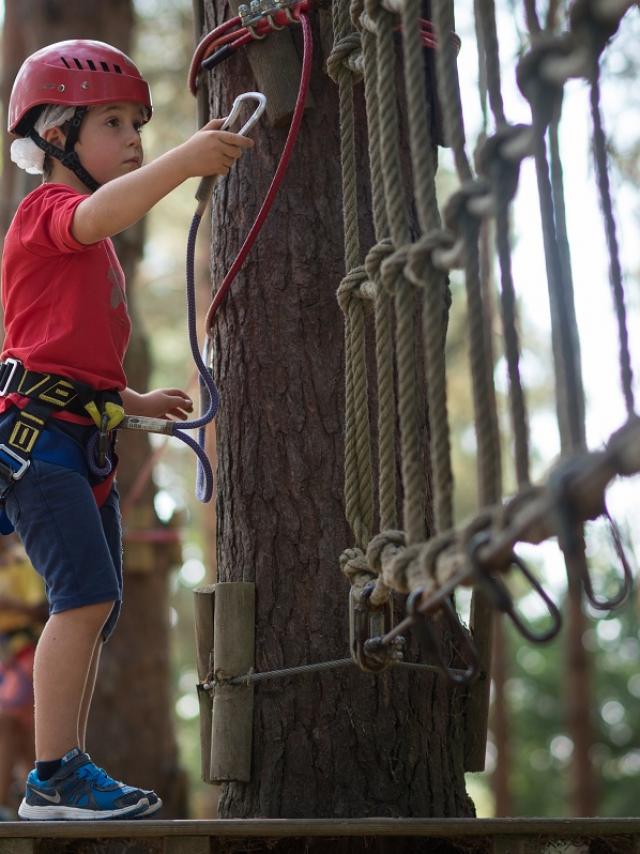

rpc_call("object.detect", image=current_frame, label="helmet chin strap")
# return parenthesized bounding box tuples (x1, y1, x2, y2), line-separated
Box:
(28, 106, 101, 192)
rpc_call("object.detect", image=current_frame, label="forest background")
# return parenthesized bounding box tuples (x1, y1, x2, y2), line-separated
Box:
(2, 0, 640, 821)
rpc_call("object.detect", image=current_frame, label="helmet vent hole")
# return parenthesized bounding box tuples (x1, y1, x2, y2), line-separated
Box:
(73, 58, 83, 69)
(113, 64, 123, 74)
(100, 61, 109, 72)
(87, 59, 96, 71)
(60, 56, 71, 69)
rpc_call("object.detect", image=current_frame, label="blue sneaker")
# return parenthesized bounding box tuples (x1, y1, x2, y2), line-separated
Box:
(18, 748, 151, 821)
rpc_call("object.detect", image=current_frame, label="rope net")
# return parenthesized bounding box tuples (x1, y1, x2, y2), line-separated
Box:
(328, 0, 639, 753)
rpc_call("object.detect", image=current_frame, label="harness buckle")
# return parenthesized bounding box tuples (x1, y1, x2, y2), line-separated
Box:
(0, 444, 30, 481)
(97, 411, 110, 469)
(0, 359, 21, 397)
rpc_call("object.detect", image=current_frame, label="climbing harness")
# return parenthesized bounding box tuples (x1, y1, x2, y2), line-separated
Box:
(0, 359, 124, 533)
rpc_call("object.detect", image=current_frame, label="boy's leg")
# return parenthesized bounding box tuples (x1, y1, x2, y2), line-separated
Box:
(33, 602, 113, 761)
(77, 635, 102, 752)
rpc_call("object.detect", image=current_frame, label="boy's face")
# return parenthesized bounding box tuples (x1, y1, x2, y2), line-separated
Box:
(74, 101, 147, 185)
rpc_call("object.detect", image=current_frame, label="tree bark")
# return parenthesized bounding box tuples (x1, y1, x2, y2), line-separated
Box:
(0, 0, 186, 817)
(565, 584, 598, 816)
(202, 0, 474, 840)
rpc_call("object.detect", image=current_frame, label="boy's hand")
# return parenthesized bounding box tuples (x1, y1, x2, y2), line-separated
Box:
(179, 117, 254, 178)
(123, 388, 194, 420)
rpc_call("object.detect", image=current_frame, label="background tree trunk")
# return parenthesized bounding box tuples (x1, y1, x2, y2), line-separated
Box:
(203, 0, 474, 841)
(1, 0, 186, 817)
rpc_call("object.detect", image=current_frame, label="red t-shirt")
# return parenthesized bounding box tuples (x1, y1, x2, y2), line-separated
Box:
(0, 183, 131, 423)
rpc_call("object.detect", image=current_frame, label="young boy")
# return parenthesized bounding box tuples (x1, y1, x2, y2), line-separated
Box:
(1, 39, 253, 821)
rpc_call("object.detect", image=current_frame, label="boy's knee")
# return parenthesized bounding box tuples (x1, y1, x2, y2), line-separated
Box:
(53, 601, 116, 633)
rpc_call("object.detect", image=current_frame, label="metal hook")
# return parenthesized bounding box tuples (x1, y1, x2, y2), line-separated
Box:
(549, 462, 632, 611)
(578, 503, 633, 611)
(406, 589, 479, 685)
(467, 530, 563, 644)
(348, 582, 397, 673)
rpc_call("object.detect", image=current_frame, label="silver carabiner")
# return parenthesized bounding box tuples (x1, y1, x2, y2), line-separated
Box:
(221, 92, 267, 137)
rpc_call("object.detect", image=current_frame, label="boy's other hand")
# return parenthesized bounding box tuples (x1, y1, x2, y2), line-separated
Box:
(129, 389, 194, 420)
(180, 117, 254, 179)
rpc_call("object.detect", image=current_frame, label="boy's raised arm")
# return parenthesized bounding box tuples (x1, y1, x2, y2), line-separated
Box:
(71, 119, 254, 246)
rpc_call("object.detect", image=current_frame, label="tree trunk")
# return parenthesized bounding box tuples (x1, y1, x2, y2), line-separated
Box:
(565, 585, 598, 816)
(203, 0, 474, 840)
(1, 0, 186, 817)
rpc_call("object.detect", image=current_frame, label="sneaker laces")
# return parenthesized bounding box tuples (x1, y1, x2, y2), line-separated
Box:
(77, 762, 118, 789)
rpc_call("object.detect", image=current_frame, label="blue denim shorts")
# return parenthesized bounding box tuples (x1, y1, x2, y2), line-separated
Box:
(3, 454, 123, 642)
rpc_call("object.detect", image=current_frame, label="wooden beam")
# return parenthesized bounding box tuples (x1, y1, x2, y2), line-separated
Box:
(211, 581, 255, 782)
(225, 0, 314, 127)
(194, 585, 216, 782)
(164, 836, 210, 854)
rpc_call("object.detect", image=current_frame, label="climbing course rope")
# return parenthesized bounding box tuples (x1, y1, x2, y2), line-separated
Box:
(328, 0, 639, 693)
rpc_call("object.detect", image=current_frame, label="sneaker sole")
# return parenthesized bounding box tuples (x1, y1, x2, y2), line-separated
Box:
(133, 798, 163, 819)
(18, 797, 149, 821)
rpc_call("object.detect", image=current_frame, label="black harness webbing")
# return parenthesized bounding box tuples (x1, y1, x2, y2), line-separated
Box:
(0, 359, 119, 492)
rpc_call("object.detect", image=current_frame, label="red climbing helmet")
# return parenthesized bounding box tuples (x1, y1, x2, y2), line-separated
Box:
(8, 39, 152, 135)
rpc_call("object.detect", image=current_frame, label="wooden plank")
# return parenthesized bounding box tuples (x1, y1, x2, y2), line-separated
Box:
(226, 0, 314, 128)
(0, 840, 35, 854)
(211, 582, 255, 782)
(194, 585, 216, 782)
(493, 837, 525, 854)
(164, 836, 210, 854)
(2, 818, 640, 840)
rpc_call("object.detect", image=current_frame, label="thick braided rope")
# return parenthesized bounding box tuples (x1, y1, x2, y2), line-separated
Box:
(530, 97, 586, 452)
(476, 0, 531, 487)
(409, 239, 454, 531)
(476, 0, 506, 128)
(494, 166, 531, 487)
(588, 57, 635, 417)
(366, 241, 398, 531)
(369, 0, 425, 543)
(331, 0, 374, 549)
(402, 0, 454, 534)
(338, 273, 374, 550)
(359, 13, 397, 534)
(432, 1, 472, 182)
(462, 214, 502, 505)
(401, 0, 440, 234)
(434, 0, 502, 506)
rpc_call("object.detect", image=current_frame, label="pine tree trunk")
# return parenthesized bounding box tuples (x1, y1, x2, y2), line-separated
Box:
(203, 0, 474, 839)
(0, 1, 186, 817)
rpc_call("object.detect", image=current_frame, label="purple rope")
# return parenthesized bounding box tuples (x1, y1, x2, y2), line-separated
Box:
(170, 211, 220, 502)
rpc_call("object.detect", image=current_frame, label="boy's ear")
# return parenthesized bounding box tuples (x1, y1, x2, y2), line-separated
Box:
(41, 126, 66, 148)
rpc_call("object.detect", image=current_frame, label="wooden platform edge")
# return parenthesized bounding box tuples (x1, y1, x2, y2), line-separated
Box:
(2, 817, 640, 840)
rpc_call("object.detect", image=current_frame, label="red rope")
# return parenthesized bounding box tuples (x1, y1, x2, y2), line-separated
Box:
(204, 9, 313, 333)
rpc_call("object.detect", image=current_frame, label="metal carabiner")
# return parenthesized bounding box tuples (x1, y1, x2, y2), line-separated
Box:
(577, 503, 633, 611)
(221, 92, 268, 137)
(348, 582, 396, 673)
(467, 530, 563, 644)
(549, 461, 632, 611)
(406, 589, 479, 686)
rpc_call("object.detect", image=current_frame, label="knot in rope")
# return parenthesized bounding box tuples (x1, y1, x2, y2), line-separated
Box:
(406, 229, 457, 277)
(340, 546, 376, 591)
(337, 265, 374, 312)
(380, 245, 411, 294)
(349, 0, 364, 31)
(474, 124, 532, 205)
(366, 529, 406, 574)
(443, 179, 493, 234)
(364, 238, 393, 283)
(327, 32, 363, 83)
(516, 34, 579, 130)
(569, 0, 630, 64)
